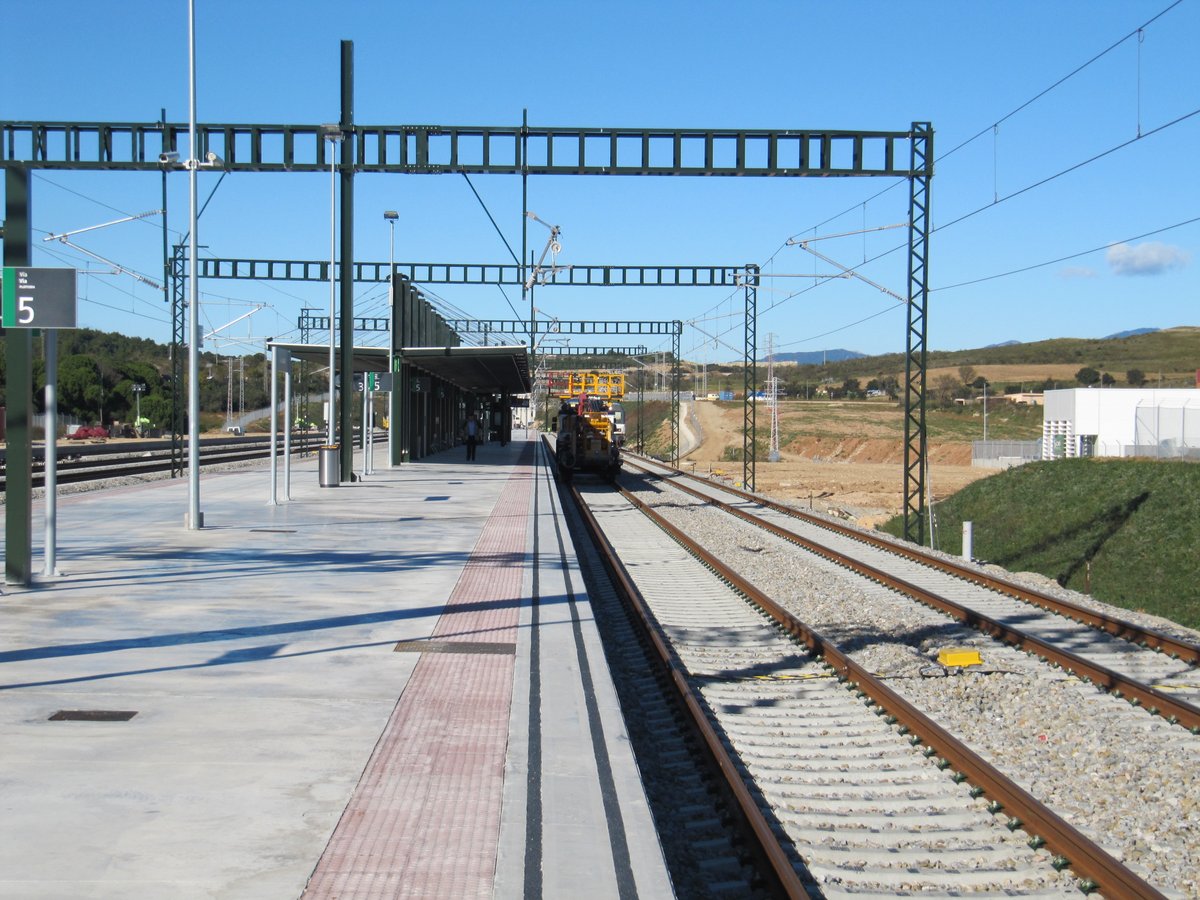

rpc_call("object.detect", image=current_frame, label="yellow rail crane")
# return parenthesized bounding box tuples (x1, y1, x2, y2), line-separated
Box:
(551, 372, 626, 481)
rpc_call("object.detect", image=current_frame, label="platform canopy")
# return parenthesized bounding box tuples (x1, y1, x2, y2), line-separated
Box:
(401, 345, 530, 395)
(266, 342, 531, 395)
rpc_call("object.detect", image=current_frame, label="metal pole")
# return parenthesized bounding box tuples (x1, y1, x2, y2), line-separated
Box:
(338, 40, 355, 482)
(385, 211, 397, 466)
(327, 149, 336, 447)
(269, 345, 279, 505)
(4, 165, 33, 586)
(522, 108, 531, 374)
(361, 386, 368, 480)
(43, 332, 58, 577)
(983, 380, 988, 442)
(186, 0, 203, 529)
(283, 351, 293, 498)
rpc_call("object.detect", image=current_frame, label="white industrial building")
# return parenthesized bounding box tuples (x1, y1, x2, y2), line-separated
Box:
(1042, 388, 1200, 460)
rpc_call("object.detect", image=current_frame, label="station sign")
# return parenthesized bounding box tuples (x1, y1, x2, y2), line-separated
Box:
(2, 267, 77, 329)
(367, 372, 393, 392)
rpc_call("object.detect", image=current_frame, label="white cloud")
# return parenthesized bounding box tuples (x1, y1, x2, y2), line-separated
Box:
(1106, 241, 1191, 276)
(1057, 266, 1096, 279)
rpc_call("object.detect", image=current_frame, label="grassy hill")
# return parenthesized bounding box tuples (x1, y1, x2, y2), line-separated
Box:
(878, 458, 1200, 630)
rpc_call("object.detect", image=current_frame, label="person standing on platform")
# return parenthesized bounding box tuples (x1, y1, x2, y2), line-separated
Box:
(465, 412, 479, 461)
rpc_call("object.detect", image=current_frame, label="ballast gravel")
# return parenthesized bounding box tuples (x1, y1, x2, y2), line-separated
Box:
(630, 481, 1200, 897)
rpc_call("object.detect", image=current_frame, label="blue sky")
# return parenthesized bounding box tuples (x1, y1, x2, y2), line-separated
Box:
(3, 1, 1197, 362)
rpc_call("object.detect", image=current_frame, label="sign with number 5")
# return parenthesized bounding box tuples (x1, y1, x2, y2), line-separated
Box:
(2, 267, 77, 329)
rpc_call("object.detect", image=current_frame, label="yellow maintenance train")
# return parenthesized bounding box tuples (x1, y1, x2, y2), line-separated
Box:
(551, 372, 626, 481)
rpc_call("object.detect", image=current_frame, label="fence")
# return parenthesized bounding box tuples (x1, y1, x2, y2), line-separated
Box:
(30, 413, 83, 438)
(1133, 401, 1200, 460)
(971, 439, 1041, 469)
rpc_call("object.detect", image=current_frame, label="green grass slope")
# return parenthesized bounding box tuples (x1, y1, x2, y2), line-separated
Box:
(879, 459, 1200, 629)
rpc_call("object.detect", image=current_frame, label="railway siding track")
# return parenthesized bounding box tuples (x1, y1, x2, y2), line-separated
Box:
(570, 477, 1163, 897)
(650, 455, 1200, 665)
(1, 434, 333, 491)
(625, 456, 1200, 733)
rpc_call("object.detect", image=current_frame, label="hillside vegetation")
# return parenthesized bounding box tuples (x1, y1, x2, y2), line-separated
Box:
(743, 326, 1200, 392)
(879, 458, 1200, 630)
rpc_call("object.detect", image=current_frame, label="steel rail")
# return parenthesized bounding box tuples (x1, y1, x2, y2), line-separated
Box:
(563, 476, 813, 900)
(628, 455, 1200, 666)
(1, 438, 326, 491)
(625, 457, 1200, 734)
(604, 480, 1165, 899)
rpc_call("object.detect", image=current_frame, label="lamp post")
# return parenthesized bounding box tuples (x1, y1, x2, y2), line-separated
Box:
(323, 126, 344, 448)
(982, 379, 989, 443)
(384, 210, 398, 467)
(132, 383, 147, 436)
(186, 0, 202, 528)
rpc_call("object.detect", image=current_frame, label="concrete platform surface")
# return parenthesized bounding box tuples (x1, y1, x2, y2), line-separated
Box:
(0, 435, 673, 899)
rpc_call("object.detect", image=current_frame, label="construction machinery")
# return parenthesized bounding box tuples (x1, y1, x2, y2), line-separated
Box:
(551, 372, 625, 481)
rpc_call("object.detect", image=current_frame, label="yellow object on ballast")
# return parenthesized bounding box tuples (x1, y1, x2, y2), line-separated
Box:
(937, 648, 983, 668)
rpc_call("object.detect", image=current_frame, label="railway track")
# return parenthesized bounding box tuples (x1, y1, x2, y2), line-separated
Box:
(547, 439, 1200, 897)
(624, 454, 1200, 732)
(564, 471, 1162, 896)
(0, 432, 349, 492)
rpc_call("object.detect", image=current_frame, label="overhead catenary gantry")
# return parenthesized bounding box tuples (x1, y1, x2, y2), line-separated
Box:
(1, 38, 932, 589)
(189, 252, 708, 465)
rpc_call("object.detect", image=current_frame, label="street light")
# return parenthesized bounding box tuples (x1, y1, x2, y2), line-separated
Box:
(384, 210, 398, 467)
(132, 383, 147, 436)
(323, 125, 344, 448)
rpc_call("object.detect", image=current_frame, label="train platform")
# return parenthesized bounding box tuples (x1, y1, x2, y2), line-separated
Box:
(0, 434, 674, 899)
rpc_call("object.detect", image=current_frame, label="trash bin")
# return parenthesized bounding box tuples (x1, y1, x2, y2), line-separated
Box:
(319, 444, 340, 487)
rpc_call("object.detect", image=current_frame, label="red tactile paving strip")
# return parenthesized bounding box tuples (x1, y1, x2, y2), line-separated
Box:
(304, 452, 533, 898)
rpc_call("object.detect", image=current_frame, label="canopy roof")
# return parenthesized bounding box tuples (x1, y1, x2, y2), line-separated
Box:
(267, 343, 531, 395)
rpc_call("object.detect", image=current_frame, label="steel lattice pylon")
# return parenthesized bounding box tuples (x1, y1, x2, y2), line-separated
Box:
(170, 243, 187, 477)
(742, 265, 760, 492)
(903, 123, 933, 544)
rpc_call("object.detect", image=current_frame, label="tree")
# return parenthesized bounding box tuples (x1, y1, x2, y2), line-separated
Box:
(841, 378, 861, 398)
(957, 365, 977, 387)
(58, 355, 106, 422)
(931, 374, 960, 407)
(1126, 368, 1147, 387)
(1101, 372, 1116, 387)
(1075, 366, 1101, 386)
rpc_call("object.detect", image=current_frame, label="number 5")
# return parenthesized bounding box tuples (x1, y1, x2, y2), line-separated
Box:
(17, 295, 34, 324)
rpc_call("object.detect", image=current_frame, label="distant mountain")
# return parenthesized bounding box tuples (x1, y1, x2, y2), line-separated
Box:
(1104, 327, 1159, 340)
(984, 340, 1021, 348)
(766, 348, 865, 364)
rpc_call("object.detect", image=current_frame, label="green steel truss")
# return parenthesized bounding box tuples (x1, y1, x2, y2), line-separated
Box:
(2, 93, 934, 590)
(3, 121, 919, 178)
(197, 258, 743, 288)
(903, 124, 933, 545)
(538, 346, 649, 357)
(447, 319, 681, 336)
(742, 266, 759, 491)
(170, 243, 187, 476)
